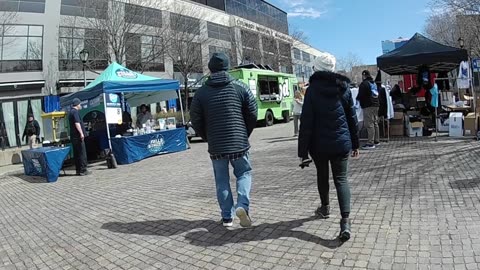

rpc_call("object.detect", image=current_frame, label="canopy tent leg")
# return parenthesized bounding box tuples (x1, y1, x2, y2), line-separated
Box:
(103, 93, 113, 150)
(177, 89, 186, 125)
(435, 106, 438, 142)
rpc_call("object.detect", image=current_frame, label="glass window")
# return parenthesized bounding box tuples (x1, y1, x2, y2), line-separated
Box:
(60, 0, 107, 19)
(225, 0, 288, 34)
(125, 33, 165, 72)
(125, 4, 162, 27)
(4, 25, 28, 36)
(293, 48, 301, 60)
(207, 22, 231, 42)
(0, 24, 44, 71)
(19, 2, 45, 13)
(302, 51, 311, 62)
(2, 37, 28, 60)
(28, 26, 43, 36)
(58, 26, 107, 71)
(27, 37, 43, 60)
(170, 14, 200, 35)
(0, 0, 45, 13)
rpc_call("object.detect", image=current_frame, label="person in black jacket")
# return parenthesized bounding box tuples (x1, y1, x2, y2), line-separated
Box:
(298, 68, 360, 241)
(376, 71, 388, 119)
(357, 70, 380, 149)
(22, 114, 40, 149)
(190, 53, 258, 228)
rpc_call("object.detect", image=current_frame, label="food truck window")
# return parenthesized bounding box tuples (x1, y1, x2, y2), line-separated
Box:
(258, 76, 280, 99)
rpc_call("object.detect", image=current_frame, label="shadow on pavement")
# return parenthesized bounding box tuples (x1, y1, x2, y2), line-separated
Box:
(12, 174, 47, 184)
(102, 216, 344, 249)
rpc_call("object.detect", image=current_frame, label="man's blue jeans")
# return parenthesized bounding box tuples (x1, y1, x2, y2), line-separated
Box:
(211, 154, 252, 219)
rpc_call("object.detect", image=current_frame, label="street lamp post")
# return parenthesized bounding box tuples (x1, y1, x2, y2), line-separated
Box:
(79, 49, 89, 87)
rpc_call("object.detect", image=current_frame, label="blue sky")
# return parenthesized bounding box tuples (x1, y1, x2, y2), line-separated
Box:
(268, 0, 431, 65)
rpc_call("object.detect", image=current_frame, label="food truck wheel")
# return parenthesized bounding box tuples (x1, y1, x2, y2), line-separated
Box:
(265, 110, 274, 127)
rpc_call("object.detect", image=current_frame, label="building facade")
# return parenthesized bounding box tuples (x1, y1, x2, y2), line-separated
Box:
(381, 37, 409, 54)
(0, 0, 334, 148)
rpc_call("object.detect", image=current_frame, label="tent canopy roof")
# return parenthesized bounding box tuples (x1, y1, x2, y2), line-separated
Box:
(377, 33, 468, 75)
(60, 62, 179, 107)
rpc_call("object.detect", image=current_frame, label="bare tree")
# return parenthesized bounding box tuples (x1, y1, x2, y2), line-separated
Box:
(61, 0, 167, 71)
(336, 52, 364, 81)
(0, 10, 18, 47)
(163, 5, 211, 113)
(426, 0, 480, 56)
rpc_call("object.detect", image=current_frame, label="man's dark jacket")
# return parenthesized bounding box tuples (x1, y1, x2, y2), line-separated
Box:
(22, 120, 40, 140)
(298, 71, 359, 158)
(357, 76, 379, 109)
(190, 71, 257, 155)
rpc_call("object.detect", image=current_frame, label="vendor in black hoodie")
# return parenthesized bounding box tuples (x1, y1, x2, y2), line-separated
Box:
(298, 60, 360, 242)
(357, 70, 380, 149)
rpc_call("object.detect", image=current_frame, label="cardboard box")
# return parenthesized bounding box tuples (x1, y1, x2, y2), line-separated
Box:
(393, 112, 404, 120)
(406, 120, 423, 137)
(411, 122, 424, 129)
(407, 111, 420, 116)
(408, 127, 423, 137)
(390, 124, 404, 136)
(464, 113, 477, 136)
(449, 112, 464, 137)
(437, 118, 450, 132)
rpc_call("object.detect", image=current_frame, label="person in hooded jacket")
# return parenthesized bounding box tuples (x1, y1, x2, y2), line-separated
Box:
(22, 114, 41, 149)
(190, 53, 258, 228)
(298, 60, 360, 241)
(357, 70, 380, 149)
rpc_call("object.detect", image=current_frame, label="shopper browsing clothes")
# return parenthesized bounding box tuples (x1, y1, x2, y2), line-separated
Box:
(22, 114, 40, 149)
(68, 98, 90, 176)
(293, 90, 304, 137)
(357, 70, 380, 149)
(298, 60, 360, 241)
(191, 53, 257, 228)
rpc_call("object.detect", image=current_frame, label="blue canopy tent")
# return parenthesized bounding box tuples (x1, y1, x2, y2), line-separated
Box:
(60, 63, 187, 163)
(60, 62, 181, 109)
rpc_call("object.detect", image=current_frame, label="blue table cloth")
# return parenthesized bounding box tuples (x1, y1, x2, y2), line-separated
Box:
(22, 147, 71, 183)
(111, 128, 187, 165)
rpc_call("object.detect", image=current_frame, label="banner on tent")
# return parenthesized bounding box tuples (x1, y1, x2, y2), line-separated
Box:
(110, 128, 187, 165)
(105, 93, 122, 124)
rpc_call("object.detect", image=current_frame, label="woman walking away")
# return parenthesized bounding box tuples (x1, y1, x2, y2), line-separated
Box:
(293, 90, 304, 136)
(298, 65, 360, 241)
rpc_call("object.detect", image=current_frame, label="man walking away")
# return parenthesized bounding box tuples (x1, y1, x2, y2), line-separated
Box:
(298, 61, 360, 241)
(190, 53, 258, 228)
(357, 70, 379, 149)
(69, 98, 90, 176)
(22, 114, 40, 149)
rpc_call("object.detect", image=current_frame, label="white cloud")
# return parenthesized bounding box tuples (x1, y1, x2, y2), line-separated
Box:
(280, 0, 329, 19)
(288, 7, 326, 19)
(287, 0, 306, 7)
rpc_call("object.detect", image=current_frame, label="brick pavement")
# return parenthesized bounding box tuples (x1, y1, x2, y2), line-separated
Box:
(1, 123, 480, 270)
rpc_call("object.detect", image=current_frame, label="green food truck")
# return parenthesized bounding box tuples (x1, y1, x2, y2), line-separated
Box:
(229, 65, 299, 126)
(186, 65, 300, 141)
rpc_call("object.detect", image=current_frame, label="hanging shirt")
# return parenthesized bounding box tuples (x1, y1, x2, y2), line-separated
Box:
(430, 83, 439, 108)
(458, 61, 471, 89)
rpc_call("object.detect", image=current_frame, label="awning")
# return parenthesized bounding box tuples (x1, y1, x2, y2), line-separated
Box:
(377, 33, 468, 75)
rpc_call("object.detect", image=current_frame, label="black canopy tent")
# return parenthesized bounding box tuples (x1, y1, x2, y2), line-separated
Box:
(377, 33, 468, 75)
(377, 33, 471, 141)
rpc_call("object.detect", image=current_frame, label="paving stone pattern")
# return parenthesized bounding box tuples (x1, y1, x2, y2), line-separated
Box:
(1, 124, 480, 269)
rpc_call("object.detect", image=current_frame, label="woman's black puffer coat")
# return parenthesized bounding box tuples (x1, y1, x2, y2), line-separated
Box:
(298, 71, 360, 158)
